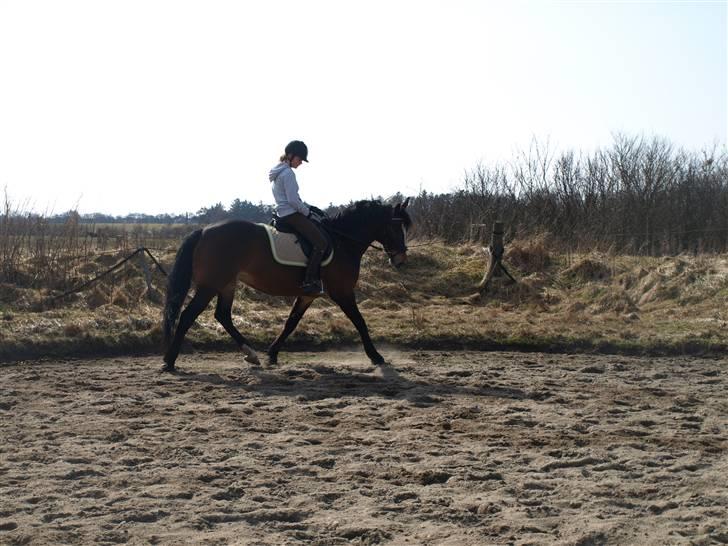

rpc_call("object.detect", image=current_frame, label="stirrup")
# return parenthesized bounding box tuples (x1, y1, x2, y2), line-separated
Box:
(302, 280, 324, 295)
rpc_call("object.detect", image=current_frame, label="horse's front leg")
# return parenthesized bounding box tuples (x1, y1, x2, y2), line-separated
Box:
(330, 292, 385, 365)
(267, 296, 316, 365)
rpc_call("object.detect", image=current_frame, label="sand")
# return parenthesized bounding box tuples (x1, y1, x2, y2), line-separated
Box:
(1, 349, 726, 545)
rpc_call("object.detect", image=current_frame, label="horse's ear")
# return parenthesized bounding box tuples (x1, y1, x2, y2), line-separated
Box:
(394, 202, 401, 213)
(402, 197, 410, 209)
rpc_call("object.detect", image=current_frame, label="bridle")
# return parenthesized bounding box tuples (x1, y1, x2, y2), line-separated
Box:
(388, 217, 409, 256)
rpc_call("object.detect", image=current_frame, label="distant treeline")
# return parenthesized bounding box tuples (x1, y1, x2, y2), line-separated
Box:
(46, 198, 275, 225)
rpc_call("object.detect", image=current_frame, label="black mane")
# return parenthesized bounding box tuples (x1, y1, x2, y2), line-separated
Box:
(327, 200, 411, 232)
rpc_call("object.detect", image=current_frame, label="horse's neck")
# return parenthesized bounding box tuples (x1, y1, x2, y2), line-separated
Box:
(330, 221, 377, 257)
(353, 226, 377, 247)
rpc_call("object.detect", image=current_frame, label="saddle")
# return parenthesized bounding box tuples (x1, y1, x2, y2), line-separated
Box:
(259, 217, 334, 268)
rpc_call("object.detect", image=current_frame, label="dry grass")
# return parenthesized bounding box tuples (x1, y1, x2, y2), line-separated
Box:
(506, 234, 553, 273)
(1, 239, 728, 361)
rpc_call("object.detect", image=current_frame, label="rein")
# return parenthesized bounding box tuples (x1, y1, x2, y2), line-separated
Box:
(324, 223, 386, 252)
(323, 223, 435, 252)
(325, 224, 439, 251)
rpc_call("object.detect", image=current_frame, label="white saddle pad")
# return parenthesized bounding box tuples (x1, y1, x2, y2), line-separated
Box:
(259, 223, 333, 268)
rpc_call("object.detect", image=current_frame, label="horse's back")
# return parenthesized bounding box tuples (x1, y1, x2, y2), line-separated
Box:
(203, 218, 261, 235)
(192, 219, 268, 288)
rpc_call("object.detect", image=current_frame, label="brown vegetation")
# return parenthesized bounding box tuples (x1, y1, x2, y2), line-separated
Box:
(4, 135, 726, 292)
(3, 133, 728, 360)
(410, 135, 728, 254)
(1, 234, 727, 361)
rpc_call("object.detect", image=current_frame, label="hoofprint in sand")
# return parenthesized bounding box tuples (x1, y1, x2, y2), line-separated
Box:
(0, 350, 726, 545)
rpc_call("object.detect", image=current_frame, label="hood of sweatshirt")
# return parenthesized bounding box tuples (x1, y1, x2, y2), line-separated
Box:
(269, 162, 291, 182)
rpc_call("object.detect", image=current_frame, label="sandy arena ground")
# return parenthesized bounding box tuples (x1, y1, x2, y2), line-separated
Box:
(1, 349, 726, 545)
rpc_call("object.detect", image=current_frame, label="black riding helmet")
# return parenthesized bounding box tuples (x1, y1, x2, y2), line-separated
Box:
(285, 140, 309, 162)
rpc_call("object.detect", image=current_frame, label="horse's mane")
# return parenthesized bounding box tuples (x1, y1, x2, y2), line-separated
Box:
(327, 200, 411, 232)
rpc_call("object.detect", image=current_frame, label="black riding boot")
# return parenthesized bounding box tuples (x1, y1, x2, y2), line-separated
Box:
(302, 249, 325, 295)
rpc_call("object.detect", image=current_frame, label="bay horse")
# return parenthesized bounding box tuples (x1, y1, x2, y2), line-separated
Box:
(161, 198, 411, 372)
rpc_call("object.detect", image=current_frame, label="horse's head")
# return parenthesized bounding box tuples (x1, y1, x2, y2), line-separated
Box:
(329, 198, 412, 267)
(380, 198, 411, 268)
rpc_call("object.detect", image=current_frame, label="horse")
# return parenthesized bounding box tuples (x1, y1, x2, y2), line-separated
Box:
(161, 198, 411, 372)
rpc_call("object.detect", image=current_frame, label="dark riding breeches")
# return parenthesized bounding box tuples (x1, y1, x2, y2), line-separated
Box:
(281, 212, 328, 254)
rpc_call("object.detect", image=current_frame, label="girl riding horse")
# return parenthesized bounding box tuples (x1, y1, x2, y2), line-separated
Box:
(269, 140, 328, 296)
(161, 196, 411, 372)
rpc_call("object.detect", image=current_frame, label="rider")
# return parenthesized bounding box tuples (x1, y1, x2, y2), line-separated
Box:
(269, 140, 327, 295)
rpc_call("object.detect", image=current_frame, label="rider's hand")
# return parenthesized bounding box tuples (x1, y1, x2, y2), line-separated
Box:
(308, 206, 326, 223)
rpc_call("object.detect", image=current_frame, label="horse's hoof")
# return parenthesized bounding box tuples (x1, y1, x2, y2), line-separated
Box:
(242, 344, 261, 366)
(267, 353, 278, 366)
(160, 363, 176, 374)
(370, 354, 386, 366)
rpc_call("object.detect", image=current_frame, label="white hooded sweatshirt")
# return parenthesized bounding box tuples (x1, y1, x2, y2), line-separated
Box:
(269, 162, 310, 218)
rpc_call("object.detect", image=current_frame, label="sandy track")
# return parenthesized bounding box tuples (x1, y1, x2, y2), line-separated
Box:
(1, 349, 726, 545)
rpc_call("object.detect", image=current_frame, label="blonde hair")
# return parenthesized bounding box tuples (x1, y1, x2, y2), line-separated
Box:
(279, 153, 291, 163)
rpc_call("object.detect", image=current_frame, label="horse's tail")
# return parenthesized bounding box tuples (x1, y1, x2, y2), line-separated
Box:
(162, 228, 203, 348)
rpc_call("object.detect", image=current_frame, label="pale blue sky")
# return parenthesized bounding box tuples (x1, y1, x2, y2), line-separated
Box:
(0, 0, 725, 215)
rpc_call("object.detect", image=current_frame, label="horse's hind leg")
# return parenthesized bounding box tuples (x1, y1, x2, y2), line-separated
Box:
(267, 296, 315, 365)
(214, 282, 261, 366)
(162, 286, 216, 372)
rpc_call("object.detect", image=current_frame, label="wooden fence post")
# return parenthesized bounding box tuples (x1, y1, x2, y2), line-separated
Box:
(477, 221, 517, 293)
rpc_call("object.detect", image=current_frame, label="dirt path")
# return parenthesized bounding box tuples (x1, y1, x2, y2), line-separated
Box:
(1, 349, 726, 545)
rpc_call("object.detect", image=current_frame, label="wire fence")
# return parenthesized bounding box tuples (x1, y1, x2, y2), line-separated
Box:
(48, 247, 168, 304)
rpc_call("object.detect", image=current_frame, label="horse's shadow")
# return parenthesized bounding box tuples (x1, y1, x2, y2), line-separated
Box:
(173, 359, 527, 406)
